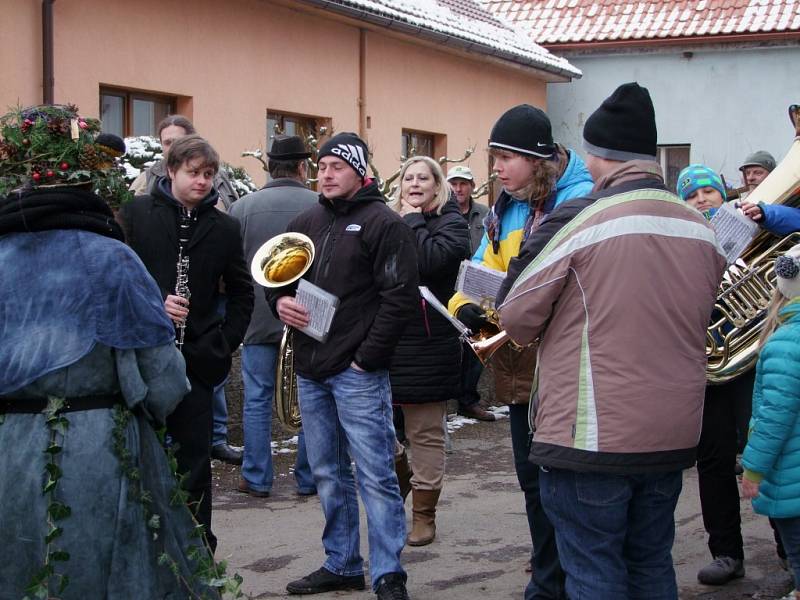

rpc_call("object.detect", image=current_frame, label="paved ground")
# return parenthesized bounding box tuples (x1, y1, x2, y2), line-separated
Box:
(212, 412, 793, 600)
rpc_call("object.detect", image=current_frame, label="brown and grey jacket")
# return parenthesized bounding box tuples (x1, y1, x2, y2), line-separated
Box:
(498, 162, 726, 474)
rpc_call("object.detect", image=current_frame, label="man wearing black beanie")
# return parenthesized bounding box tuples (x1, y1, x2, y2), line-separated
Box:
(269, 132, 418, 600)
(499, 82, 727, 599)
(449, 103, 594, 600)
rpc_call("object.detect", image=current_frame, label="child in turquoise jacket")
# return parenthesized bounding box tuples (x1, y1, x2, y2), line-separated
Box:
(742, 243, 800, 598)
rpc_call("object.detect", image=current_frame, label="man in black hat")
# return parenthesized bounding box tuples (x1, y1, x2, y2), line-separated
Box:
(269, 132, 418, 600)
(229, 135, 318, 498)
(498, 82, 726, 598)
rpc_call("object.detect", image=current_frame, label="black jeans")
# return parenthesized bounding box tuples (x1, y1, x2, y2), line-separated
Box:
(697, 372, 754, 560)
(167, 373, 216, 553)
(458, 344, 484, 411)
(508, 404, 566, 600)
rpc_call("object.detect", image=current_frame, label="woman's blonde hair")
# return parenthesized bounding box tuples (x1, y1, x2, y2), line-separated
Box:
(759, 287, 790, 349)
(388, 156, 450, 215)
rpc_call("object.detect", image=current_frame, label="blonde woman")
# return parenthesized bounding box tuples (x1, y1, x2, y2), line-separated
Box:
(388, 156, 470, 546)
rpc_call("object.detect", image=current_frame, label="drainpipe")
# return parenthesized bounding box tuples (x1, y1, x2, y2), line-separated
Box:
(358, 28, 366, 138)
(42, 0, 55, 104)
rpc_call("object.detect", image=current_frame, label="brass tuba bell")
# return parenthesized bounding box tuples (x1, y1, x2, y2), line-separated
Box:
(250, 232, 315, 288)
(250, 232, 316, 432)
(706, 106, 800, 383)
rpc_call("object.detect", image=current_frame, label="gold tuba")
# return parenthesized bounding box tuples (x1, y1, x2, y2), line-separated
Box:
(706, 107, 800, 383)
(250, 232, 315, 432)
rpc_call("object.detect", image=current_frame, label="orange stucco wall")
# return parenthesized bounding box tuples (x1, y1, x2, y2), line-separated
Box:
(2, 0, 548, 188)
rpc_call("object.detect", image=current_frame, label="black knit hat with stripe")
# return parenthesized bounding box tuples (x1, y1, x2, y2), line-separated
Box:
(583, 82, 657, 162)
(489, 104, 555, 159)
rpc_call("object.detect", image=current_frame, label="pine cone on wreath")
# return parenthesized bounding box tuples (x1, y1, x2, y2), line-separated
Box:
(79, 145, 99, 169)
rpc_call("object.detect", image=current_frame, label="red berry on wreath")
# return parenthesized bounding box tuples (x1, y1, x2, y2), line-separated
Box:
(46, 170, 55, 178)
(59, 162, 69, 171)
(32, 172, 41, 182)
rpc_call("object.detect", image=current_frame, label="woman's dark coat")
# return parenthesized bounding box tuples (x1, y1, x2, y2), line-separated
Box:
(391, 199, 470, 404)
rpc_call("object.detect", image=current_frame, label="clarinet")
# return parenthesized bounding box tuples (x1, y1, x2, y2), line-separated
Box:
(174, 246, 191, 350)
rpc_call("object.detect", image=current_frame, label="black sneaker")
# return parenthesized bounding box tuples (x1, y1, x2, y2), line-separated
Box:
(376, 573, 410, 600)
(286, 567, 365, 595)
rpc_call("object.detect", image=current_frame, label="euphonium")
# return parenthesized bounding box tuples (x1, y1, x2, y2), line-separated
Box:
(250, 232, 315, 432)
(706, 105, 800, 383)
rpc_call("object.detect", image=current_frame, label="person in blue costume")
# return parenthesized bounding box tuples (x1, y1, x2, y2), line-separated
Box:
(0, 104, 222, 599)
(742, 244, 800, 600)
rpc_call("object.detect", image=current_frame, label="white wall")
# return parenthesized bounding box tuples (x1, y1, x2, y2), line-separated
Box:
(547, 44, 798, 187)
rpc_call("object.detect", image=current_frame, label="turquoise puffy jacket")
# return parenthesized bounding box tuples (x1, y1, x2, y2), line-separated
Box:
(742, 299, 800, 518)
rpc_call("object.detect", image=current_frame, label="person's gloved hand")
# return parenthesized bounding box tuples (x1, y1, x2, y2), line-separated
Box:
(457, 303, 490, 333)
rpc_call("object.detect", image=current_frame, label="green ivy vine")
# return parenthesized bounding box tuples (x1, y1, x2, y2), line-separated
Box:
(20, 399, 242, 599)
(23, 396, 71, 600)
(112, 405, 243, 599)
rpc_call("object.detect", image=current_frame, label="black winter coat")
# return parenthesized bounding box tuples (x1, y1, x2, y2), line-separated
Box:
(268, 181, 419, 380)
(120, 184, 253, 388)
(390, 199, 471, 404)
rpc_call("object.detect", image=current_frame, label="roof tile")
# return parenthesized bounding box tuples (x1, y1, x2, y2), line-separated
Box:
(481, 0, 800, 42)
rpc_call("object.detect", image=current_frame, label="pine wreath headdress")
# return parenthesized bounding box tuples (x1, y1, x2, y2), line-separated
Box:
(0, 104, 131, 209)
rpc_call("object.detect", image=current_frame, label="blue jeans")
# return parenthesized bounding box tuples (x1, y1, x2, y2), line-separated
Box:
(294, 427, 316, 494)
(540, 468, 683, 600)
(241, 344, 277, 493)
(297, 367, 406, 589)
(212, 378, 229, 447)
(772, 517, 800, 590)
(509, 404, 565, 600)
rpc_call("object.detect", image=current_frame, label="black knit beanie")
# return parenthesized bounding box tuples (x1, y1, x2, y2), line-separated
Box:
(489, 104, 555, 159)
(583, 82, 657, 161)
(317, 132, 369, 180)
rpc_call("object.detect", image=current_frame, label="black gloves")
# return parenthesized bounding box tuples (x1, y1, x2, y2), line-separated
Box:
(457, 303, 490, 333)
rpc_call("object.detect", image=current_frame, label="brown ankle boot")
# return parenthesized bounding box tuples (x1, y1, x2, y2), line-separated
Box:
(407, 488, 441, 546)
(394, 448, 413, 502)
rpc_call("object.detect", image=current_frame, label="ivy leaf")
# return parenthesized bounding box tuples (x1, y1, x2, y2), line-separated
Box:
(47, 502, 71, 521)
(45, 462, 62, 479)
(45, 525, 63, 544)
(44, 396, 65, 417)
(58, 573, 70, 594)
(44, 442, 62, 455)
(158, 552, 171, 566)
(147, 514, 160, 531)
(49, 549, 70, 562)
(42, 477, 57, 494)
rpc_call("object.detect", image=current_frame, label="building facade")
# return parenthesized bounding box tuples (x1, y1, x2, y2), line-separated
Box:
(3, 0, 579, 187)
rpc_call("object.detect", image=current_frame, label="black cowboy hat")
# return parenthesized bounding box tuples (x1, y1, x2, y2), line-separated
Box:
(267, 134, 312, 160)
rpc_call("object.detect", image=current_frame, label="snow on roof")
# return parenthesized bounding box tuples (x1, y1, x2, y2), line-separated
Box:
(482, 0, 800, 45)
(302, 0, 581, 77)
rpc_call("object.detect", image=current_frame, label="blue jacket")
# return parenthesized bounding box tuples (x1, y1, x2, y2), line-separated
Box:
(742, 299, 800, 518)
(760, 204, 800, 236)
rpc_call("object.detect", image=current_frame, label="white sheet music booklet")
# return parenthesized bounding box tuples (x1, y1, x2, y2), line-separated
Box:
(455, 260, 506, 308)
(295, 279, 339, 342)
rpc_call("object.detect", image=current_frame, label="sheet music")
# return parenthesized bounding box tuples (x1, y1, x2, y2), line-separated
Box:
(419, 286, 471, 337)
(455, 260, 505, 308)
(295, 279, 339, 342)
(709, 202, 759, 265)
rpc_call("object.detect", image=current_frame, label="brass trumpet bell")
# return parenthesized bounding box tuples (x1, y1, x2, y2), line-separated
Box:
(250, 232, 315, 288)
